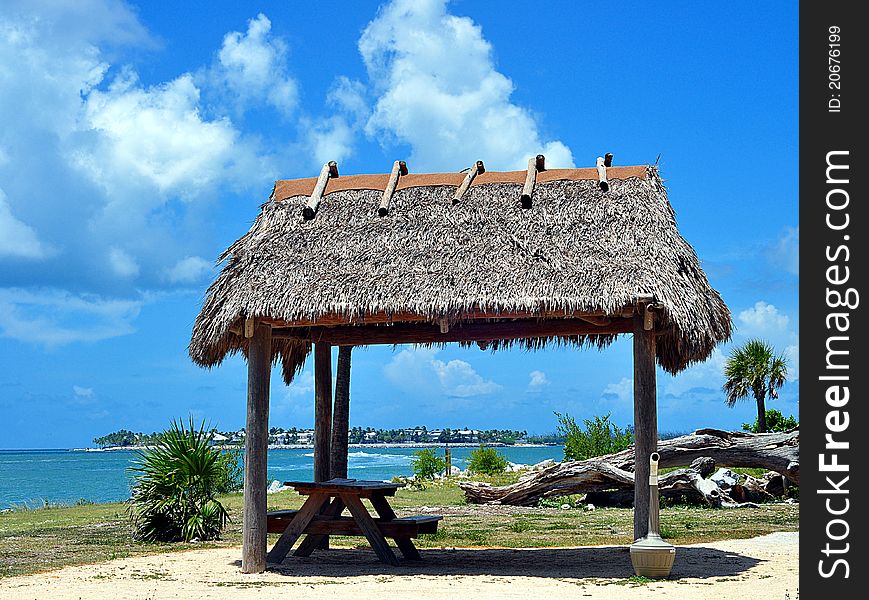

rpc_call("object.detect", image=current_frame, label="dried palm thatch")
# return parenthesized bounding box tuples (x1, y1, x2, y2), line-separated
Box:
(190, 165, 730, 383)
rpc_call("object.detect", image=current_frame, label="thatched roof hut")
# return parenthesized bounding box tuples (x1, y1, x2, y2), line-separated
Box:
(189, 158, 731, 572)
(190, 164, 730, 379)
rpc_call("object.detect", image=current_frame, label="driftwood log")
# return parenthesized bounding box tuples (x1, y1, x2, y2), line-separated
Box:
(459, 429, 798, 506)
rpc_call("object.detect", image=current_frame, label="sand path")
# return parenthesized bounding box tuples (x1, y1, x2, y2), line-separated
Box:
(0, 532, 798, 599)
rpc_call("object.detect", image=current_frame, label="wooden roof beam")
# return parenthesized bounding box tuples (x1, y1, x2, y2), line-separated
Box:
(453, 160, 485, 205)
(378, 160, 407, 216)
(271, 317, 633, 346)
(259, 307, 636, 329)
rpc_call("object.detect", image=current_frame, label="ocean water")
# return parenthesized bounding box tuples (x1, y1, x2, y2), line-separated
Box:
(0, 446, 563, 509)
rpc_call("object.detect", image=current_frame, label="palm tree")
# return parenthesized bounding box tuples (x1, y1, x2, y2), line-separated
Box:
(722, 339, 788, 433)
(330, 345, 352, 479)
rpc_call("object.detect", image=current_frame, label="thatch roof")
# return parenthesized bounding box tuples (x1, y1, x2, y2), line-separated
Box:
(190, 164, 730, 382)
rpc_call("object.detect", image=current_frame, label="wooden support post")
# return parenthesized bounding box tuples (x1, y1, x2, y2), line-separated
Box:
(444, 447, 452, 477)
(242, 321, 272, 573)
(331, 346, 352, 479)
(378, 161, 407, 216)
(633, 311, 657, 541)
(314, 343, 333, 483)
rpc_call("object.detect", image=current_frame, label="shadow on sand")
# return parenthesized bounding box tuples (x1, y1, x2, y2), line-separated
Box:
(233, 545, 763, 580)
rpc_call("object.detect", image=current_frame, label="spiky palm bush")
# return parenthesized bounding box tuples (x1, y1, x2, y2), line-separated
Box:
(127, 419, 230, 542)
(723, 339, 788, 433)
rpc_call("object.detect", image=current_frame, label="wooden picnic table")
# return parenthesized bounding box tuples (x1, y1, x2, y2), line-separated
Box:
(265, 478, 442, 566)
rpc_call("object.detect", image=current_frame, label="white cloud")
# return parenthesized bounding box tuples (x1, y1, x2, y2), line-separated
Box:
(285, 366, 315, 398)
(527, 370, 549, 391)
(384, 347, 501, 397)
(73, 385, 94, 398)
(78, 70, 249, 200)
(212, 13, 298, 117)
(302, 116, 357, 166)
(431, 356, 501, 397)
(0, 189, 50, 259)
(108, 247, 139, 278)
(601, 377, 632, 404)
(328, 76, 369, 124)
(358, 0, 573, 171)
(165, 256, 212, 284)
(0, 287, 142, 346)
(738, 301, 789, 335)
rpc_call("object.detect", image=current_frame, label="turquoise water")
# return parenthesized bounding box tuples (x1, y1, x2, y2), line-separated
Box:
(0, 446, 563, 509)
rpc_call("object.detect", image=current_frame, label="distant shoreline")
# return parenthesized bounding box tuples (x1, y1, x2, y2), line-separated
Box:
(73, 442, 559, 452)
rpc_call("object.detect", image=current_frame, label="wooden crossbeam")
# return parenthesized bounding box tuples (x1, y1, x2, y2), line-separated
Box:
(272, 317, 632, 347)
(259, 307, 634, 329)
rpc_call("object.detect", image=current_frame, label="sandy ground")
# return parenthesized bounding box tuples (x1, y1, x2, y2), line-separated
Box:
(0, 532, 798, 600)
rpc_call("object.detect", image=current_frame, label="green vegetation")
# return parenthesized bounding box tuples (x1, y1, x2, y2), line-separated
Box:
(410, 448, 446, 480)
(742, 408, 798, 433)
(466, 445, 509, 475)
(213, 446, 244, 493)
(127, 419, 233, 542)
(93, 429, 160, 448)
(0, 481, 799, 579)
(556, 413, 633, 461)
(723, 339, 789, 433)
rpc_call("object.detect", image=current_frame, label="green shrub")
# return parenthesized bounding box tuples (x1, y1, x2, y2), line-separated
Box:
(127, 418, 230, 542)
(467, 445, 508, 475)
(742, 408, 798, 433)
(213, 446, 244, 494)
(411, 449, 445, 480)
(556, 412, 633, 461)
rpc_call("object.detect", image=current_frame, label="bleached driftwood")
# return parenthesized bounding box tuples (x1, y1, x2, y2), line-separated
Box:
(459, 429, 798, 506)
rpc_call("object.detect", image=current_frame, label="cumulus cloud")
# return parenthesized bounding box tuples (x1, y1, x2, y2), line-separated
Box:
(77, 70, 253, 201)
(0, 3, 291, 342)
(210, 13, 298, 117)
(601, 377, 632, 404)
(527, 370, 549, 391)
(0, 189, 50, 259)
(165, 256, 212, 284)
(0, 288, 142, 346)
(358, 0, 573, 171)
(108, 247, 140, 278)
(384, 347, 501, 397)
(738, 301, 789, 335)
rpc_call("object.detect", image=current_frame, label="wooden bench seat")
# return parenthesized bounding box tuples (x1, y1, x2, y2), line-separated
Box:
(267, 510, 442, 537)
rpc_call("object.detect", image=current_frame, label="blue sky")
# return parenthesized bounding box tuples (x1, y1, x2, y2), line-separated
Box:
(0, 1, 798, 448)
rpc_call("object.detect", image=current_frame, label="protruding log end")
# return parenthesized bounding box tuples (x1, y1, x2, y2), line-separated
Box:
(398, 160, 408, 176)
(476, 160, 486, 174)
(520, 194, 532, 209)
(328, 161, 339, 178)
(303, 206, 316, 220)
(535, 154, 545, 171)
(604, 153, 614, 167)
(377, 206, 389, 217)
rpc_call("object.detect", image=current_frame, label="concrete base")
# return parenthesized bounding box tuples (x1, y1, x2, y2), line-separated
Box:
(630, 534, 676, 578)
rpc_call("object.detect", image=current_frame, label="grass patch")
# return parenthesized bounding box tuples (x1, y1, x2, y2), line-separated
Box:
(1, 482, 798, 579)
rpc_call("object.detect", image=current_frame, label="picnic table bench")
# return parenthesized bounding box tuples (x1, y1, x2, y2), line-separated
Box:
(265, 478, 442, 566)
